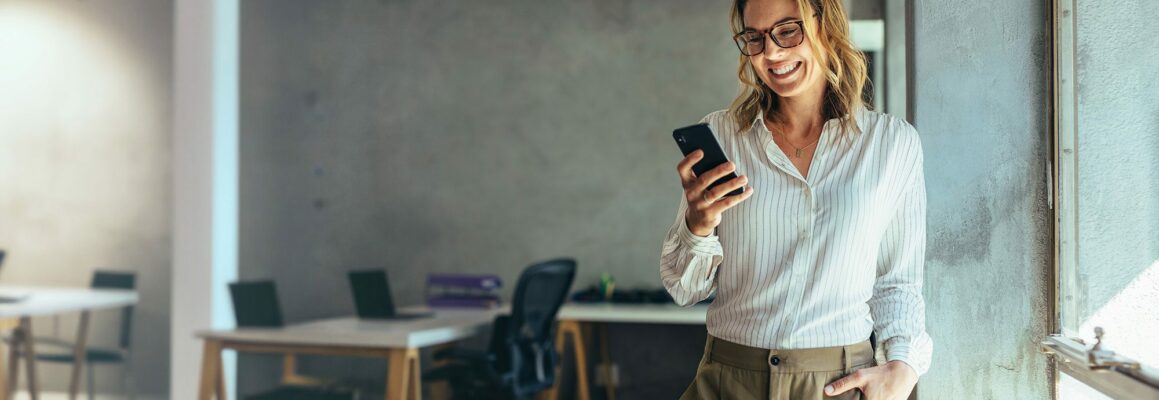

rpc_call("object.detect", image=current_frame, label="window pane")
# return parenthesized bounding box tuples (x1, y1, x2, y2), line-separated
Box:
(1066, 0, 1159, 367)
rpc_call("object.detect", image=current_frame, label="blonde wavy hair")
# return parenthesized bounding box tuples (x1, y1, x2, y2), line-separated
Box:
(728, 0, 869, 135)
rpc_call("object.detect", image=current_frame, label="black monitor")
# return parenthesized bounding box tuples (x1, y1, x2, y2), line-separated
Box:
(347, 270, 432, 320)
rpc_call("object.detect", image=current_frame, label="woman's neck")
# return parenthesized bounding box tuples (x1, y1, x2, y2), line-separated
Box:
(768, 84, 827, 140)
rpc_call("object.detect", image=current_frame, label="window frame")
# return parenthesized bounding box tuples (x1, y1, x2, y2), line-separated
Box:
(1045, 0, 1159, 398)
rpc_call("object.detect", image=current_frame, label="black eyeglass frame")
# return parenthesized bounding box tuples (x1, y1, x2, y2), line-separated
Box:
(732, 20, 808, 56)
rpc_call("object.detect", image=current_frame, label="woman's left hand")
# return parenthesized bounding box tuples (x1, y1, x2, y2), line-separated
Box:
(824, 360, 917, 400)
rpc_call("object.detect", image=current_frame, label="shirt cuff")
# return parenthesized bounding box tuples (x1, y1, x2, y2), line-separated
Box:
(677, 219, 721, 254)
(882, 335, 932, 376)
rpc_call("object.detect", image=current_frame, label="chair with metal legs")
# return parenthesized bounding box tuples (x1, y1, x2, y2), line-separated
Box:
(30, 270, 137, 400)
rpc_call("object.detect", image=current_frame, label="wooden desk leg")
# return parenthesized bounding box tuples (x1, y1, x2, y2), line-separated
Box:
(282, 353, 297, 383)
(385, 347, 419, 400)
(0, 332, 5, 400)
(427, 343, 455, 400)
(198, 340, 224, 400)
(0, 319, 15, 400)
(598, 323, 615, 400)
(546, 321, 589, 400)
(68, 311, 90, 400)
(5, 324, 19, 400)
(574, 322, 590, 400)
(19, 318, 39, 400)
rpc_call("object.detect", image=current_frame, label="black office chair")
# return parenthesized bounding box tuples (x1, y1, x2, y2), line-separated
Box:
(423, 258, 577, 400)
(33, 270, 137, 400)
(228, 281, 359, 400)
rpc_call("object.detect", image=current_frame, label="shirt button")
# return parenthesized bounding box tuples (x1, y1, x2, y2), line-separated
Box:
(770, 355, 781, 366)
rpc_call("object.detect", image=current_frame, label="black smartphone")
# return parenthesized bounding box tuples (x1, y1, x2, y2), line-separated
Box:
(673, 123, 744, 197)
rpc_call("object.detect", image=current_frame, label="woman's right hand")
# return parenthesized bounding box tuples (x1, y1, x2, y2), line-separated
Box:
(677, 150, 754, 237)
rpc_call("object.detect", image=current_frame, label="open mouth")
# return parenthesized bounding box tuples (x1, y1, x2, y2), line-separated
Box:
(770, 61, 802, 79)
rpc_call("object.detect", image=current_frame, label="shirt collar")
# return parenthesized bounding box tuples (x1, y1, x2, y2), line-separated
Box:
(750, 107, 863, 137)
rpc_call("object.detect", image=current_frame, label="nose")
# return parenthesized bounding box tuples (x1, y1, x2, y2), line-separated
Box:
(762, 34, 788, 60)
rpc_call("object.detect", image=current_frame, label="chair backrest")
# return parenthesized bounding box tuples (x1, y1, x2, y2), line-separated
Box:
(501, 258, 576, 397)
(91, 270, 136, 349)
(228, 281, 284, 328)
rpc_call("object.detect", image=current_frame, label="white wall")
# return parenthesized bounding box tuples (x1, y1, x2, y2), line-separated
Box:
(0, 0, 172, 395)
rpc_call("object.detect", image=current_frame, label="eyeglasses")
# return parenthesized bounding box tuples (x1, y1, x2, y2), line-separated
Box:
(732, 20, 806, 56)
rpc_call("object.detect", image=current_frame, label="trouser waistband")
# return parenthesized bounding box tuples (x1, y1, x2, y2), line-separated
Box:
(707, 336, 873, 373)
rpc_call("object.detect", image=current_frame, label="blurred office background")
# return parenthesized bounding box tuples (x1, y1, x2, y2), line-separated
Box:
(0, 0, 1155, 399)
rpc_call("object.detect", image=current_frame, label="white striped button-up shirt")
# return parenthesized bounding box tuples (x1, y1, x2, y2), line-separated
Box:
(660, 108, 933, 375)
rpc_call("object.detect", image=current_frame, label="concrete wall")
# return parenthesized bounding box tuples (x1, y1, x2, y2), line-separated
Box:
(240, 0, 1059, 398)
(0, 0, 172, 396)
(238, 0, 736, 397)
(1072, 0, 1159, 366)
(911, 0, 1052, 399)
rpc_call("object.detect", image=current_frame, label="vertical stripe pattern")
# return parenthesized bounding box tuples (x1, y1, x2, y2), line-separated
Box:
(660, 108, 933, 376)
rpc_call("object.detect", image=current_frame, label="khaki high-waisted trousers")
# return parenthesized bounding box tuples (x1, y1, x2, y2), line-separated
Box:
(680, 336, 875, 400)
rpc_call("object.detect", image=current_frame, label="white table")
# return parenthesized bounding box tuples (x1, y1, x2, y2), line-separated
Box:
(0, 286, 139, 400)
(546, 303, 709, 400)
(195, 307, 504, 400)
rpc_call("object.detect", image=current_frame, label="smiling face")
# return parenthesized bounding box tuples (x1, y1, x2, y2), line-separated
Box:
(742, 0, 828, 101)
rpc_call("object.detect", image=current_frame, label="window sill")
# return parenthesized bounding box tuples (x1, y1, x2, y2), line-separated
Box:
(1041, 335, 1159, 399)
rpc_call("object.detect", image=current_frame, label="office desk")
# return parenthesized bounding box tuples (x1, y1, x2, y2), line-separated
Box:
(0, 286, 139, 400)
(547, 303, 708, 400)
(196, 308, 504, 400)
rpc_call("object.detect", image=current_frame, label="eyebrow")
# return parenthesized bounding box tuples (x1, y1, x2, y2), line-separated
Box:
(743, 16, 801, 31)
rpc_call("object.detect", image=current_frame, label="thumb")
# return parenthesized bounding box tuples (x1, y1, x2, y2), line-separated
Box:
(825, 371, 866, 396)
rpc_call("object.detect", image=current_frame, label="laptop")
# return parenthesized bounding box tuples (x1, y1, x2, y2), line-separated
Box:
(347, 270, 434, 320)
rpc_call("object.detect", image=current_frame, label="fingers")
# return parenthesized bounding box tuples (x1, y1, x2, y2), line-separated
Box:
(676, 150, 704, 187)
(702, 175, 748, 204)
(691, 162, 736, 193)
(825, 370, 866, 397)
(706, 185, 753, 213)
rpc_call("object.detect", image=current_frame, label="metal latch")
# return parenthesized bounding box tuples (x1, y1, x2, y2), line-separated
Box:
(1087, 327, 1142, 371)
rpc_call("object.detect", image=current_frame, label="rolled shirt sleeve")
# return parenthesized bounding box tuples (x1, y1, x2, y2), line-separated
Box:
(868, 131, 934, 376)
(660, 199, 724, 307)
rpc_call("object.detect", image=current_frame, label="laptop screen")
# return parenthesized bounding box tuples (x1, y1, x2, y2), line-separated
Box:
(348, 270, 397, 318)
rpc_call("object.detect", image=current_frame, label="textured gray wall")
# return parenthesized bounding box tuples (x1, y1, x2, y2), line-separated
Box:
(241, 0, 1058, 398)
(239, 0, 735, 397)
(0, 0, 172, 396)
(911, 0, 1052, 399)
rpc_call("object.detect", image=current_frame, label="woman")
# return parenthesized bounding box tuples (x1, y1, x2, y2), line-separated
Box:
(660, 0, 932, 399)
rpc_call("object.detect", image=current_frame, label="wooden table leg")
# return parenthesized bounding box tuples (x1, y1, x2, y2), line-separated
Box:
(69, 311, 90, 400)
(198, 340, 224, 400)
(427, 343, 455, 400)
(19, 318, 39, 400)
(546, 320, 589, 400)
(0, 319, 15, 400)
(598, 323, 615, 400)
(5, 324, 18, 400)
(385, 348, 419, 400)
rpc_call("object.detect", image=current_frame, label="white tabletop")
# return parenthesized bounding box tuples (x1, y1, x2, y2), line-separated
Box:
(198, 307, 504, 349)
(556, 303, 708, 325)
(0, 285, 138, 318)
(196, 302, 708, 350)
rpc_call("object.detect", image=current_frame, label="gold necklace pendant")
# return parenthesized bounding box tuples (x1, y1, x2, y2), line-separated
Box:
(795, 148, 803, 158)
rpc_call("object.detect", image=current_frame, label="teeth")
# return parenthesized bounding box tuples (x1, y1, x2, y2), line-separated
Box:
(773, 62, 798, 76)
